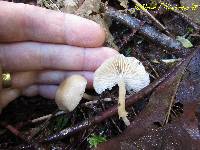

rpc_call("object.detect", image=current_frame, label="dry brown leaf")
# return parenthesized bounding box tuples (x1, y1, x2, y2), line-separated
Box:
(75, 0, 101, 17)
(37, 0, 61, 11)
(118, 0, 129, 9)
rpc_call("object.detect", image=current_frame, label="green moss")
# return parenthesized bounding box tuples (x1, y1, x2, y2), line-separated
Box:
(87, 134, 107, 148)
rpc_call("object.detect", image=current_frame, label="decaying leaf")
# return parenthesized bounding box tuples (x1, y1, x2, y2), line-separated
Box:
(175, 48, 200, 142)
(176, 49, 200, 104)
(120, 124, 196, 150)
(37, 0, 61, 11)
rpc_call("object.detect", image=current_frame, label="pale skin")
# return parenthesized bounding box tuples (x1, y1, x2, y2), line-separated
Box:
(0, 1, 118, 110)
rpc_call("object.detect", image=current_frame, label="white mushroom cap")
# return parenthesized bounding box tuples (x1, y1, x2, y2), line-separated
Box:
(55, 75, 87, 112)
(93, 54, 150, 94)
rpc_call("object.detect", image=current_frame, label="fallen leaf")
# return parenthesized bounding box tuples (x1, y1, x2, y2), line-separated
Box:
(176, 48, 200, 104)
(75, 0, 101, 17)
(176, 36, 193, 48)
(118, 0, 129, 9)
(120, 124, 195, 150)
(174, 48, 200, 144)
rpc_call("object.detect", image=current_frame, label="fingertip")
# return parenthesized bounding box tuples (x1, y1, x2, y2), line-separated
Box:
(0, 2, 105, 47)
(22, 85, 38, 97)
(84, 47, 119, 71)
(98, 47, 119, 63)
(64, 14, 106, 47)
(101, 47, 119, 57)
(84, 19, 106, 47)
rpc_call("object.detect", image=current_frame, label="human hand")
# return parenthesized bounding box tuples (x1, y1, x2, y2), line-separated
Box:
(0, 1, 118, 110)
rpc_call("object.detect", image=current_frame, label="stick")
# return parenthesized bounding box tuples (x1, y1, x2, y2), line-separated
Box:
(105, 8, 185, 54)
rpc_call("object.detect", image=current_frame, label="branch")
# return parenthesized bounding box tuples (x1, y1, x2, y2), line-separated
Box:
(105, 8, 186, 56)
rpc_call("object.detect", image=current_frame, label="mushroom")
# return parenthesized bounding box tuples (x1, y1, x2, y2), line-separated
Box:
(93, 54, 150, 125)
(55, 75, 87, 112)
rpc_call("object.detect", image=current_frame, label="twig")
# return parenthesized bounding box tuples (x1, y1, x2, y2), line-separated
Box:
(106, 8, 185, 54)
(131, 107, 137, 116)
(15, 111, 65, 130)
(28, 110, 66, 140)
(171, 109, 178, 117)
(31, 111, 65, 123)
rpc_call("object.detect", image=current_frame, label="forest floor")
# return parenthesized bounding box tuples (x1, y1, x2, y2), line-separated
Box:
(0, 0, 200, 149)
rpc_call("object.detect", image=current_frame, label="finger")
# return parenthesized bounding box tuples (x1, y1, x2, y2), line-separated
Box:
(22, 85, 57, 100)
(0, 42, 118, 72)
(12, 71, 94, 88)
(0, 1, 105, 47)
(0, 88, 21, 112)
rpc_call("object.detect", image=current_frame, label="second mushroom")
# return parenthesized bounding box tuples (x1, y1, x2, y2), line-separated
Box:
(93, 54, 150, 125)
(55, 75, 87, 112)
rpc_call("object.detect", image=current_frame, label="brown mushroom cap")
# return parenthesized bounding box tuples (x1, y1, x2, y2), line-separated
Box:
(93, 54, 150, 94)
(55, 75, 87, 112)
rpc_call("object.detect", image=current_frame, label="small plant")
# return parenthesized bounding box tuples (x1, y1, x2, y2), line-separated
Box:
(50, 115, 68, 133)
(87, 134, 107, 148)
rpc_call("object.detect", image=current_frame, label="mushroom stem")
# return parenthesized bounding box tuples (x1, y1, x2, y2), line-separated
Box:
(118, 79, 130, 126)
